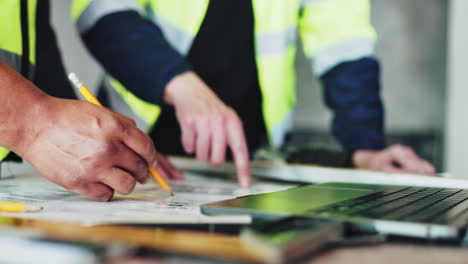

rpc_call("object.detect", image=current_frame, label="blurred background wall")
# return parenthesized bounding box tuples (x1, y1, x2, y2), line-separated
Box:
(34, 0, 447, 174)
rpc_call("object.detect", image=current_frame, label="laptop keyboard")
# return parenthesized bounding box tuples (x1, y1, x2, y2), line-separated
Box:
(309, 187, 468, 225)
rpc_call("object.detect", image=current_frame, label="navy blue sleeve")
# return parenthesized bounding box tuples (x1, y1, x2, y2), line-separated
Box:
(320, 57, 386, 155)
(81, 11, 191, 105)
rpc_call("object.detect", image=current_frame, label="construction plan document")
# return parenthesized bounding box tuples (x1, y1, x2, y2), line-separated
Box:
(0, 171, 296, 226)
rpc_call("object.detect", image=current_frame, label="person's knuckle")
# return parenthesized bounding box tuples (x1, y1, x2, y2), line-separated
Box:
(225, 106, 236, 114)
(142, 139, 156, 157)
(388, 146, 400, 154)
(230, 116, 244, 128)
(401, 144, 410, 150)
(134, 157, 148, 175)
(182, 117, 195, 127)
(198, 116, 208, 126)
(211, 113, 225, 123)
(80, 155, 102, 173)
(91, 114, 105, 130)
(229, 113, 241, 122)
(84, 143, 118, 171)
(405, 147, 415, 154)
(231, 142, 245, 154)
(101, 141, 119, 156)
(106, 117, 126, 132)
(394, 144, 406, 150)
(127, 118, 137, 127)
(143, 134, 154, 149)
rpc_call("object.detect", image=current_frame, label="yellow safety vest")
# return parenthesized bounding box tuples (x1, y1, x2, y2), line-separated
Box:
(0, 0, 37, 161)
(73, 0, 376, 147)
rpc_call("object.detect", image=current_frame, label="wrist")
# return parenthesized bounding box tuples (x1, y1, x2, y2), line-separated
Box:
(163, 71, 195, 106)
(6, 91, 53, 157)
(0, 62, 53, 158)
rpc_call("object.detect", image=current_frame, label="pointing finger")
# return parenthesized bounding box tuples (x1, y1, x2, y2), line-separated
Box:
(226, 115, 251, 187)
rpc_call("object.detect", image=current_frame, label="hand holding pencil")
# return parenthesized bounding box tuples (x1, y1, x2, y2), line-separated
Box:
(0, 62, 182, 201)
(68, 73, 181, 196)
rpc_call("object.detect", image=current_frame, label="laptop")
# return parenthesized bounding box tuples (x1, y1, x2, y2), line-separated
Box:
(201, 182, 468, 241)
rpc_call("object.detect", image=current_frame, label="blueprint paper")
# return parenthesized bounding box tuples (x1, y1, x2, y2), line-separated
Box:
(0, 171, 295, 226)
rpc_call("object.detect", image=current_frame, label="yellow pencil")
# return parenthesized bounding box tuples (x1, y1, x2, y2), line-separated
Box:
(0, 202, 42, 213)
(68, 73, 173, 195)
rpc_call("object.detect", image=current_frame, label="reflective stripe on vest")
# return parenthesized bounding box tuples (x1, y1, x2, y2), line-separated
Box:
(75, 0, 376, 147)
(73, 0, 142, 33)
(0, 0, 38, 161)
(299, 0, 377, 75)
(312, 37, 374, 76)
(0, 49, 22, 74)
(257, 26, 297, 57)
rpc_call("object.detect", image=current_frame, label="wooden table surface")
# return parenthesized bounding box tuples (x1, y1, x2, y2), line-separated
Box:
(2, 216, 468, 264)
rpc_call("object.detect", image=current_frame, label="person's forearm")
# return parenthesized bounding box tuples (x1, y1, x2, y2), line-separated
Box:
(320, 57, 385, 153)
(0, 62, 50, 154)
(81, 11, 191, 105)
